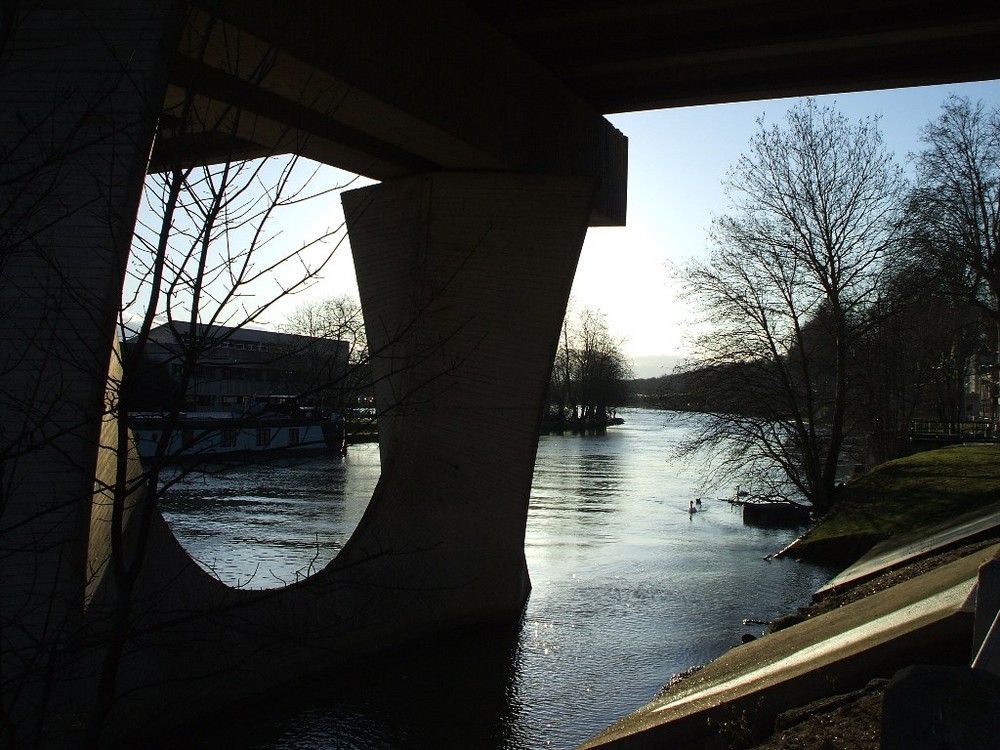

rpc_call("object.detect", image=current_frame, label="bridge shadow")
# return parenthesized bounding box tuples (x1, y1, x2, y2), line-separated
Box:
(142, 620, 525, 750)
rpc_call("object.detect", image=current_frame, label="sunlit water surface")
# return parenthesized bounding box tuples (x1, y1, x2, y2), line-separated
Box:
(159, 408, 835, 749)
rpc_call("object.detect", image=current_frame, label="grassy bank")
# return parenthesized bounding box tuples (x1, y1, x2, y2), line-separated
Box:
(791, 443, 1000, 565)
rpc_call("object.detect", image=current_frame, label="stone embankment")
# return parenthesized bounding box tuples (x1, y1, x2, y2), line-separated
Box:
(752, 531, 1000, 750)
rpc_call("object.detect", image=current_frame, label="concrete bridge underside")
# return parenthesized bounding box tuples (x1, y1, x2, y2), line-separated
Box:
(2, 2, 1000, 747)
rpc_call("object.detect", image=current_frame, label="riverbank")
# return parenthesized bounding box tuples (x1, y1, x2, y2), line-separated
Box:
(751, 530, 1000, 750)
(787, 443, 1000, 566)
(582, 442, 1000, 749)
(746, 446, 1000, 749)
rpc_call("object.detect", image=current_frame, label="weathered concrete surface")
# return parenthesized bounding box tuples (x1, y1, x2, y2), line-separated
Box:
(579, 545, 996, 749)
(881, 664, 1000, 750)
(815, 503, 1000, 600)
(165, 1, 628, 225)
(0, 3, 185, 746)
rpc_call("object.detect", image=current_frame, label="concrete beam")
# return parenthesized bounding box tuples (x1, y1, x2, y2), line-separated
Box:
(0, 2, 185, 744)
(341, 171, 597, 612)
(160, 1, 627, 225)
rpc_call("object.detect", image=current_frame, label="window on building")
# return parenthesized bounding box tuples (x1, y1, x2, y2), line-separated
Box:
(222, 429, 237, 448)
(288, 428, 299, 446)
(256, 428, 270, 447)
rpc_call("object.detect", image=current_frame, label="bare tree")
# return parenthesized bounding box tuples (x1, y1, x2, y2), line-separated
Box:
(909, 96, 1000, 321)
(546, 307, 631, 430)
(908, 96, 1000, 426)
(88, 111, 354, 750)
(282, 295, 373, 424)
(675, 99, 905, 513)
(851, 261, 986, 465)
(283, 296, 366, 354)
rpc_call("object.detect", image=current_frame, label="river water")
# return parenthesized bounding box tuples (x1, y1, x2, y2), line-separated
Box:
(159, 408, 835, 749)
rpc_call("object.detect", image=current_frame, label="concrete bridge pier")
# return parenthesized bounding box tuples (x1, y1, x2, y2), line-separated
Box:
(0, 3, 184, 746)
(340, 171, 597, 620)
(84, 171, 598, 744)
(0, 2, 603, 744)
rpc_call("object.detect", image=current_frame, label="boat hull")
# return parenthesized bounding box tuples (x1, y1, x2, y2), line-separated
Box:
(130, 414, 345, 462)
(742, 500, 811, 527)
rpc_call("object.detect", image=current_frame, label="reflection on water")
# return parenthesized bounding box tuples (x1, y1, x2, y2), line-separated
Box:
(158, 409, 835, 749)
(160, 444, 380, 587)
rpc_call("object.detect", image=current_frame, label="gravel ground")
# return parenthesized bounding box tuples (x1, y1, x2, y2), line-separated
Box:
(750, 679, 886, 750)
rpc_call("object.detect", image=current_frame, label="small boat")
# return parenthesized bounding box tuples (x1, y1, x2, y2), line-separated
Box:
(722, 487, 811, 526)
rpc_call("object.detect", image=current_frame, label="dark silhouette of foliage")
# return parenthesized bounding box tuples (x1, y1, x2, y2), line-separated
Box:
(547, 307, 631, 429)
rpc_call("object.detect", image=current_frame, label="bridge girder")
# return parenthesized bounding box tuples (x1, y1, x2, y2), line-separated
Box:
(155, 0, 628, 225)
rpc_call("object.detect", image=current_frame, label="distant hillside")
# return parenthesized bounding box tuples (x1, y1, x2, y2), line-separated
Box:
(625, 370, 700, 409)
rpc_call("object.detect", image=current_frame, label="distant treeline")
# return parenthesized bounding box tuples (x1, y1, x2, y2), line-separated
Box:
(625, 370, 701, 411)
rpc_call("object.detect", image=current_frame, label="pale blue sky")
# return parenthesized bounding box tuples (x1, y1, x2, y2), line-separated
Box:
(145, 79, 1000, 378)
(576, 79, 1000, 376)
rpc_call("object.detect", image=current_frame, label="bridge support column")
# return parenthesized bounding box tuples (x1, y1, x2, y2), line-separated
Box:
(341, 172, 596, 620)
(0, 3, 182, 746)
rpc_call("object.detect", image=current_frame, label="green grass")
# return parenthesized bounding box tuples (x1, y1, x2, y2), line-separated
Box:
(794, 444, 1000, 563)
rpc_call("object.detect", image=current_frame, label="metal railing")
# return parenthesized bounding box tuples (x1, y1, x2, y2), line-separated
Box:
(910, 420, 995, 439)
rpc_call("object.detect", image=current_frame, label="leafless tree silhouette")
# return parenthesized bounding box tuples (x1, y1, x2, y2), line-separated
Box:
(674, 100, 905, 513)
